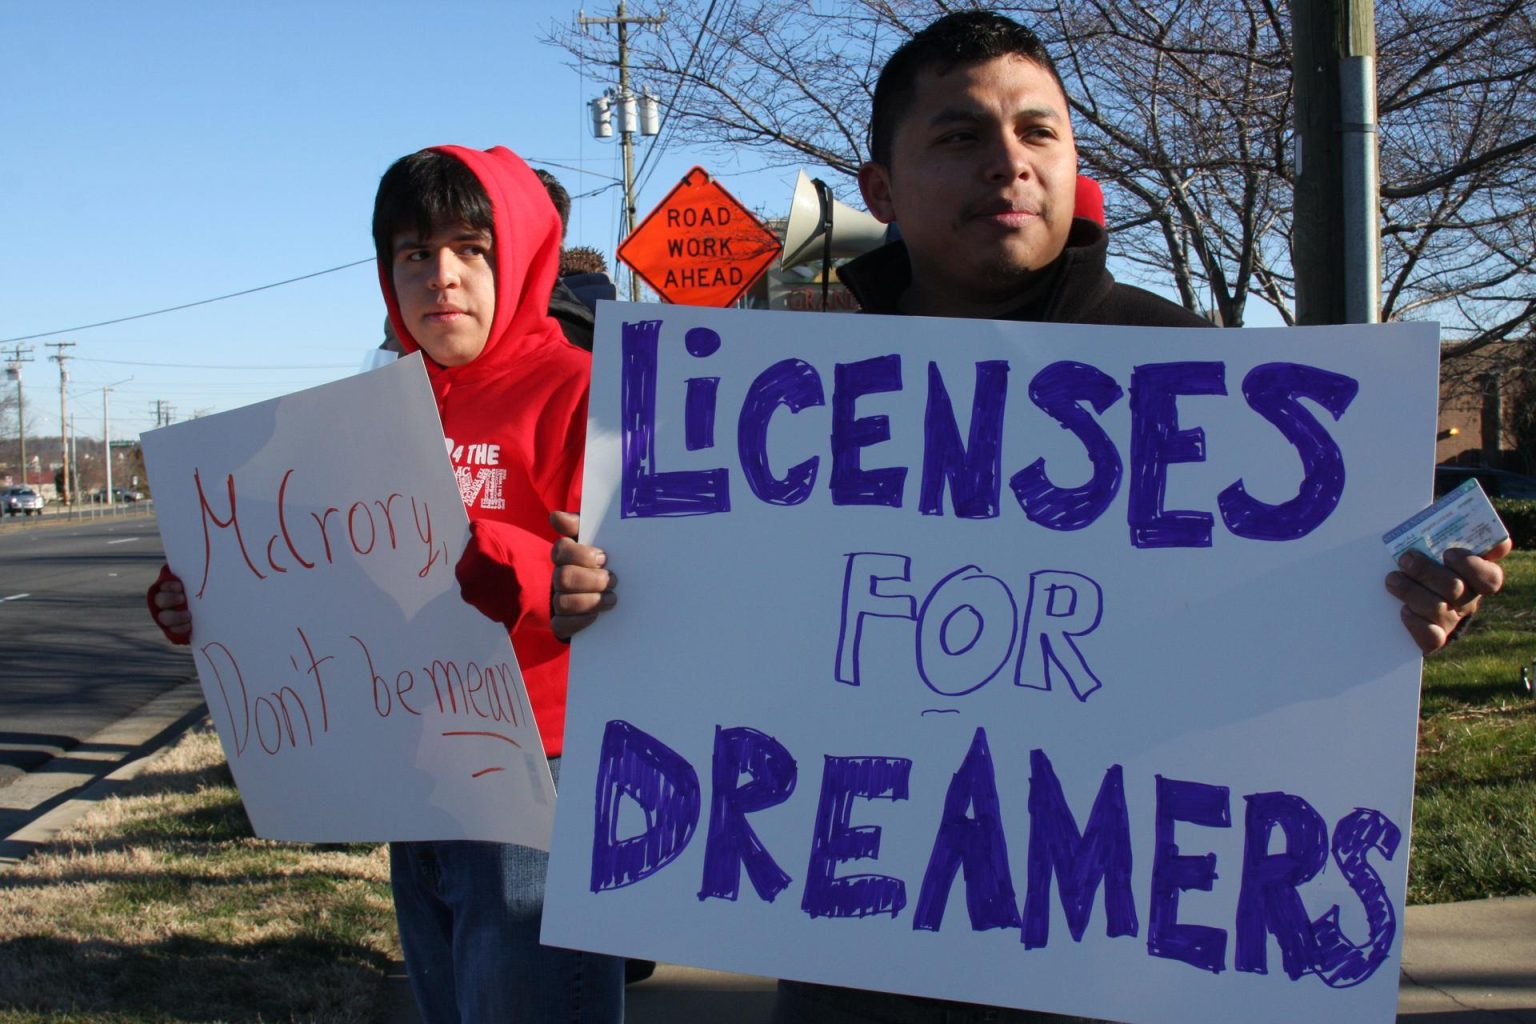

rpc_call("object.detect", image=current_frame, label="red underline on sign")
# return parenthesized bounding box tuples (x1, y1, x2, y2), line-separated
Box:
(471, 766, 507, 779)
(442, 730, 522, 747)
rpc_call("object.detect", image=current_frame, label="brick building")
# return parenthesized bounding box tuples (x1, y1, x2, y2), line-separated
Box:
(1436, 339, 1532, 471)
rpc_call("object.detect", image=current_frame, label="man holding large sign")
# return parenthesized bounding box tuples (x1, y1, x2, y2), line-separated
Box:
(545, 12, 1509, 1024)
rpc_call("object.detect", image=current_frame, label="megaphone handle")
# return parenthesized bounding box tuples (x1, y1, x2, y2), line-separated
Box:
(815, 179, 834, 312)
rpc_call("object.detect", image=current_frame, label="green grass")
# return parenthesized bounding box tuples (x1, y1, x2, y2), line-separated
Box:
(1410, 549, 1536, 904)
(0, 728, 398, 1024)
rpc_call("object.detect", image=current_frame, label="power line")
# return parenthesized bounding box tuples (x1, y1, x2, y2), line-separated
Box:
(574, 181, 625, 201)
(79, 357, 355, 371)
(634, 0, 725, 196)
(529, 158, 623, 183)
(0, 258, 375, 343)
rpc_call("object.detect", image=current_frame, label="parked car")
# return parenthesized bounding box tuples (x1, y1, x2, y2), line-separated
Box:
(2, 486, 46, 516)
(90, 487, 143, 503)
(1434, 465, 1536, 501)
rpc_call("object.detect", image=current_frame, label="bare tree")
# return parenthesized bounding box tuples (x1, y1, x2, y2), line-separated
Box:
(550, 0, 1536, 360)
(0, 390, 32, 483)
(1375, 0, 1536, 362)
(553, 2, 892, 178)
(1018, 0, 1295, 327)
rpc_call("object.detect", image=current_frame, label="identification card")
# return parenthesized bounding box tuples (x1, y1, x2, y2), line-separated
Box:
(1383, 478, 1509, 564)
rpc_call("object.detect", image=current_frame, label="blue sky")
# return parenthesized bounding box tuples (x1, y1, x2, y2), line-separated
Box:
(0, 1, 827, 442)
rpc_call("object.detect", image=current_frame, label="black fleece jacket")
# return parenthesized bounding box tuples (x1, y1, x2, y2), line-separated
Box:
(838, 218, 1212, 329)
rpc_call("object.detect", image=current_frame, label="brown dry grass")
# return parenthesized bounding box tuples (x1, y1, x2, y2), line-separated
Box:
(0, 726, 399, 1024)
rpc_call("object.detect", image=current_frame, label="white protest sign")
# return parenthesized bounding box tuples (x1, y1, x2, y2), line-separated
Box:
(142, 355, 554, 847)
(543, 303, 1439, 1024)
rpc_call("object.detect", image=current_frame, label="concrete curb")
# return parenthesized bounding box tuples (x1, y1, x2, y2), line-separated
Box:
(0, 679, 207, 868)
(1399, 896, 1536, 1020)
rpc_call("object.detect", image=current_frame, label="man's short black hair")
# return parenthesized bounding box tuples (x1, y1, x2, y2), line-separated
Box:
(868, 11, 1066, 167)
(372, 149, 494, 265)
(560, 244, 608, 276)
(535, 168, 572, 240)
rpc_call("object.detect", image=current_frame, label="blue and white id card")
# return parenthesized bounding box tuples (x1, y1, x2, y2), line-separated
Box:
(1383, 478, 1509, 564)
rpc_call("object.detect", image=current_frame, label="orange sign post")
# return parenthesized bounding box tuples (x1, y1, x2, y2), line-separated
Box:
(618, 167, 782, 307)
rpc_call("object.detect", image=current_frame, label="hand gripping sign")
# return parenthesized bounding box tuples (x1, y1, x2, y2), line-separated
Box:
(543, 304, 1439, 1024)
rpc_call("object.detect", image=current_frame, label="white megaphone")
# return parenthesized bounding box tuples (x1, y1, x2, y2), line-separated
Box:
(780, 171, 890, 269)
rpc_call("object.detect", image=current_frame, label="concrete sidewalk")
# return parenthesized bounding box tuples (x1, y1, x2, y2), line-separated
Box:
(387, 896, 1536, 1022)
(1399, 895, 1536, 1020)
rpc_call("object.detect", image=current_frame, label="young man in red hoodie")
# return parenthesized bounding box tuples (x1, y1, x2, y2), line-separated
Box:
(152, 145, 623, 1023)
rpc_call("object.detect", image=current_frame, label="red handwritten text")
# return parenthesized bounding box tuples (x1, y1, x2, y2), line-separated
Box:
(197, 626, 333, 757)
(192, 467, 448, 598)
(352, 634, 528, 729)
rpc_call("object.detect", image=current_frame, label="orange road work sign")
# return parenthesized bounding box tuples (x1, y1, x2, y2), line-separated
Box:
(618, 167, 782, 307)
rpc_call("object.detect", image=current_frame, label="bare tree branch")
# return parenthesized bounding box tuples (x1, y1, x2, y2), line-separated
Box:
(547, 0, 1536, 366)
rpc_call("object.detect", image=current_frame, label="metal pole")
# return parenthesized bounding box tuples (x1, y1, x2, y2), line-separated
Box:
(1340, 46, 1381, 324)
(103, 388, 111, 505)
(1292, 0, 1380, 325)
(101, 377, 131, 506)
(69, 414, 78, 502)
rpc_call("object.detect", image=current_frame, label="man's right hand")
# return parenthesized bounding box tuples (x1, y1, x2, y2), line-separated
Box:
(550, 510, 617, 640)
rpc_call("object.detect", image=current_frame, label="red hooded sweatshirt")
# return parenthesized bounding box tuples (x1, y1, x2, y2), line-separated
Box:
(149, 145, 589, 756)
(380, 145, 590, 758)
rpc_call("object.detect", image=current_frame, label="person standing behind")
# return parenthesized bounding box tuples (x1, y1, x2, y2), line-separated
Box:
(558, 245, 618, 317)
(533, 169, 618, 351)
(153, 144, 624, 1023)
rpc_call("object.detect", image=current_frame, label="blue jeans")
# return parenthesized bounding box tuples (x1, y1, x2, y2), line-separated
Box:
(390, 758, 624, 1024)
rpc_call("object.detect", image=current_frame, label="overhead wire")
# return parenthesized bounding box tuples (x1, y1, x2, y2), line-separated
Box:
(1, 258, 375, 343)
(632, 0, 725, 197)
(574, 24, 622, 264)
(79, 357, 355, 371)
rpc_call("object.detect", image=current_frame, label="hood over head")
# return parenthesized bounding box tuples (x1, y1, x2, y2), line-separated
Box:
(378, 145, 568, 387)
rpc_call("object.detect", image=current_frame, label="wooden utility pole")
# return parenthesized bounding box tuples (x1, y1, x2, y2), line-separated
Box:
(579, 2, 664, 301)
(1292, 0, 1380, 325)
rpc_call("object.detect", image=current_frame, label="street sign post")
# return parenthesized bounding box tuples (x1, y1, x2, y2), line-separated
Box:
(618, 167, 782, 307)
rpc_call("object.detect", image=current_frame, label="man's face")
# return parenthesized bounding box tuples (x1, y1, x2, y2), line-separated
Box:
(391, 223, 496, 367)
(858, 54, 1077, 316)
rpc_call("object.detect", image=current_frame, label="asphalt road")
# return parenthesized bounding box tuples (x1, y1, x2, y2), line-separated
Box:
(0, 509, 195, 791)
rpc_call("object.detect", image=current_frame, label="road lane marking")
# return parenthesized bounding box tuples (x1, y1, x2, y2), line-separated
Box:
(105, 537, 141, 545)
(2, 594, 29, 602)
